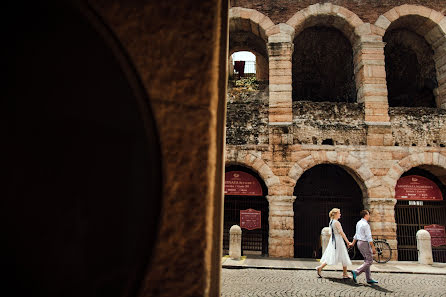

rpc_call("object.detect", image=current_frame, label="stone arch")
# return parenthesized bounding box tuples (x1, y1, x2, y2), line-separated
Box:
(229, 8, 273, 81)
(288, 151, 375, 199)
(375, 5, 446, 108)
(229, 7, 275, 43)
(225, 150, 280, 188)
(285, 3, 368, 46)
(386, 152, 446, 196)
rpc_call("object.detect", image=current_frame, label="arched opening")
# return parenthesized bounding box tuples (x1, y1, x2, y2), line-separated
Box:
(293, 164, 363, 258)
(292, 26, 356, 103)
(384, 21, 438, 107)
(223, 165, 269, 255)
(394, 167, 446, 262)
(4, 2, 162, 297)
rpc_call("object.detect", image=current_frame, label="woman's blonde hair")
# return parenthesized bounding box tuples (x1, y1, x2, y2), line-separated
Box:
(329, 208, 340, 219)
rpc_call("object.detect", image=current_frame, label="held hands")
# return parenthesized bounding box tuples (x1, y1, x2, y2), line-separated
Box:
(348, 242, 354, 248)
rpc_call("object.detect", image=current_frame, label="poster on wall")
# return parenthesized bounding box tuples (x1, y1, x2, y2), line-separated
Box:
(395, 175, 443, 201)
(424, 225, 446, 247)
(224, 171, 263, 196)
(240, 209, 261, 230)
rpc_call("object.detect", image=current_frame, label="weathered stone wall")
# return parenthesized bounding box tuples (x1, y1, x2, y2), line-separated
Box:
(226, 84, 269, 145)
(226, 2, 446, 261)
(292, 101, 366, 145)
(230, 0, 446, 24)
(390, 107, 446, 147)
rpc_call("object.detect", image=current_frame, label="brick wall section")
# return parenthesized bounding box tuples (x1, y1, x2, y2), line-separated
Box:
(230, 0, 445, 24)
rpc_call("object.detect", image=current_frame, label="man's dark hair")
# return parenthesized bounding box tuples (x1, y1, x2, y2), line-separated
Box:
(360, 209, 369, 218)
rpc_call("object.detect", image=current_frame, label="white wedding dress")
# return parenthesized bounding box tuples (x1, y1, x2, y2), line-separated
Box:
(320, 219, 352, 266)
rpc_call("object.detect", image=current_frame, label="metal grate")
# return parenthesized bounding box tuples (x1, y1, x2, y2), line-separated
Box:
(223, 195, 269, 255)
(293, 164, 363, 258)
(395, 200, 446, 262)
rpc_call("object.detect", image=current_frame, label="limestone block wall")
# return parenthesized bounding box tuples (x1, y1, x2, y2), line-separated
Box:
(226, 144, 446, 259)
(226, 3, 446, 261)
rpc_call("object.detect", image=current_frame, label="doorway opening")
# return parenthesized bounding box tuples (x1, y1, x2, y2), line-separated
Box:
(293, 164, 363, 258)
(223, 165, 269, 256)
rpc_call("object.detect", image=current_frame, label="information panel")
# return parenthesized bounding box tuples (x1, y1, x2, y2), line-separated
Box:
(225, 171, 263, 196)
(395, 175, 443, 201)
(424, 224, 446, 247)
(240, 209, 261, 230)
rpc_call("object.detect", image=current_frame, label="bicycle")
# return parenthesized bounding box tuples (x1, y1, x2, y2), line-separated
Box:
(347, 238, 392, 263)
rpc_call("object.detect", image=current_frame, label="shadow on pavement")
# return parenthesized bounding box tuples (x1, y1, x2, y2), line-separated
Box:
(325, 277, 394, 294)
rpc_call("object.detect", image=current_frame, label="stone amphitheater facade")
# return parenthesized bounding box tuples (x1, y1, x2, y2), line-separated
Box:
(226, 2, 446, 259)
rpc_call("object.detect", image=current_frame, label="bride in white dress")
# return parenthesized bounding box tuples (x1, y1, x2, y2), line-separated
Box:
(316, 208, 352, 279)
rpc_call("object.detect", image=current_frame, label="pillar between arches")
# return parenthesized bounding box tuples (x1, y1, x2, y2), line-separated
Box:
(268, 41, 293, 124)
(266, 195, 296, 257)
(363, 197, 398, 260)
(354, 41, 392, 146)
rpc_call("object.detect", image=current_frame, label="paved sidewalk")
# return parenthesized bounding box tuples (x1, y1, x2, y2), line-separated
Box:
(222, 255, 446, 275)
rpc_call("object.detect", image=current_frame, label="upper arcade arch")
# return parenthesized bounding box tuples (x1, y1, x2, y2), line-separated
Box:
(374, 5, 446, 108)
(229, 7, 275, 43)
(285, 3, 368, 47)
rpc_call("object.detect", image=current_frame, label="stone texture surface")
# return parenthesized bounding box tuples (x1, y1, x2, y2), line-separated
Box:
(221, 268, 446, 296)
(90, 0, 227, 296)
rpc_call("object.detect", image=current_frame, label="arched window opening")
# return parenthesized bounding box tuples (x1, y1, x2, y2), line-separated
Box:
(293, 164, 363, 258)
(223, 165, 269, 256)
(292, 27, 356, 103)
(384, 28, 437, 107)
(394, 167, 446, 263)
(231, 51, 256, 80)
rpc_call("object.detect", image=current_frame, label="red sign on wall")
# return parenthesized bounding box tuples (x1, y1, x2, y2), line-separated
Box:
(240, 209, 261, 230)
(395, 175, 443, 201)
(225, 171, 263, 196)
(424, 225, 446, 247)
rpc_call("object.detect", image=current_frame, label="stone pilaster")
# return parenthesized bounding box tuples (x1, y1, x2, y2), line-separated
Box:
(354, 41, 392, 146)
(363, 197, 398, 260)
(267, 195, 296, 257)
(267, 39, 293, 124)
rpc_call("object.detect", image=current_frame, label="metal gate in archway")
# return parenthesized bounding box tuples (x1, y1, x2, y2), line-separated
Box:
(293, 164, 363, 258)
(395, 201, 446, 262)
(223, 196, 269, 255)
(223, 168, 269, 255)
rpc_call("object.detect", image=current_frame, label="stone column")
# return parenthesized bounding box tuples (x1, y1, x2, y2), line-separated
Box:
(363, 197, 398, 260)
(321, 227, 331, 255)
(267, 195, 296, 257)
(229, 225, 242, 260)
(267, 36, 293, 124)
(354, 41, 392, 146)
(416, 229, 433, 265)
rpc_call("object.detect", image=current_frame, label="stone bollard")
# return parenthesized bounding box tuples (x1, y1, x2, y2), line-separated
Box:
(416, 229, 433, 265)
(321, 227, 331, 255)
(229, 225, 242, 260)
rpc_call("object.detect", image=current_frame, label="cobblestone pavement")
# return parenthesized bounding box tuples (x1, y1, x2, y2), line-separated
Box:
(221, 268, 446, 296)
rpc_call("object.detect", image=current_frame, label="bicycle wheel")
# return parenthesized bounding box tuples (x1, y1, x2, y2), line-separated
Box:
(373, 240, 392, 263)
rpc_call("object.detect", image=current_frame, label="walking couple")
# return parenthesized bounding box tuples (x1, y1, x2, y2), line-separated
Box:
(315, 208, 378, 284)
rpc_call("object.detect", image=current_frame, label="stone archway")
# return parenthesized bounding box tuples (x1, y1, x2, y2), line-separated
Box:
(293, 164, 365, 258)
(287, 150, 373, 200)
(375, 5, 446, 108)
(226, 149, 280, 188)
